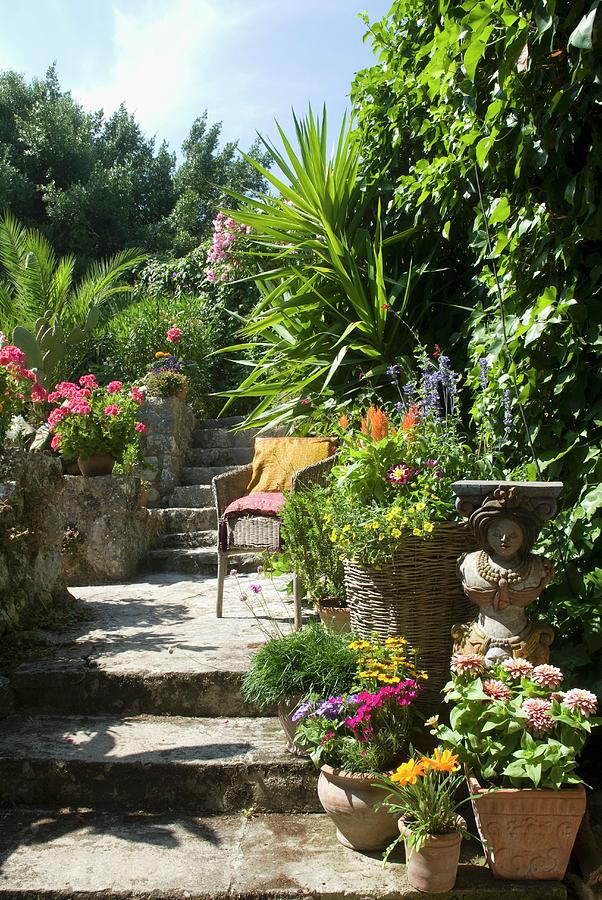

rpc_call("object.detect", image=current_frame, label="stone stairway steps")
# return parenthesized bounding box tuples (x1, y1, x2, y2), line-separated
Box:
(0, 810, 565, 900)
(181, 465, 233, 485)
(149, 506, 217, 532)
(169, 484, 213, 508)
(0, 714, 318, 814)
(187, 446, 253, 467)
(192, 426, 259, 449)
(157, 530, 217, 549)
(147, 547, 258, 575)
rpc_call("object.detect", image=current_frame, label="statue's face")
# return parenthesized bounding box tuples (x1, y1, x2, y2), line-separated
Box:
(487, 516, 524, 559)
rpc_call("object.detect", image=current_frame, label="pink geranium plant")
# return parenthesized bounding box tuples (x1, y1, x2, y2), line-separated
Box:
(46, 374, 146, 463)
(0, 335, 41, 444)
(434, 653, 600, 789)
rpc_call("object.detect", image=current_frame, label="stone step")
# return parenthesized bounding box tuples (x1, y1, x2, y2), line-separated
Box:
(10, 663, 268, 718)
(197, 415, 246, 429)
(181, 466, 233, 485)
(192, 426, 259, 450)
(146, 548, 258, 575)
(149, 506, 217, 532)
(187, 446, 253, 467)
(156, 530, 217, 550)
(0, 810, 565, 899)
(169, 484, 213, 508)
(0, 714, 319, 814)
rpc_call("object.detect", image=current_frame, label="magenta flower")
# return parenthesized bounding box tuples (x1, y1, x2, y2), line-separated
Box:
(134, 422, 147, 433)
(451, 652, 485, 677)
(50, 433, 61, 450)
(532, 664, 564, 689)
(78, 374, 98, 389)
(106, 380, 123, 394)
(386, 463, 414, 485)
(248, 583, 263, 594)
(47, 408, 68, 430)
(31, 383, 48, 403)
(522, 697, 554, 736)
(563, 688, 598, 717)
(0, 344, 25, 366)
(483, 679, 512, 701)
(104, 404, 119, 416)
(166, 326, 182, 344)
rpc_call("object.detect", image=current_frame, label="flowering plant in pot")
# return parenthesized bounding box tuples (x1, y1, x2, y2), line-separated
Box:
(375, 747, 468, 893)
(293, 635, 426, 851)
(46, 375, 147, 475)
(146, 325, 191, 399)
(434, 652, 600, 880)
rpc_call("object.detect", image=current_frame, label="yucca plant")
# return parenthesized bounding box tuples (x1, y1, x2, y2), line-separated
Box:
(217, 108, 427, 429)
(0, 213, 145, 386)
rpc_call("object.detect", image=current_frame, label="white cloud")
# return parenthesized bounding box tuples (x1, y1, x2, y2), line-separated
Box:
(73, 0, 266, 141)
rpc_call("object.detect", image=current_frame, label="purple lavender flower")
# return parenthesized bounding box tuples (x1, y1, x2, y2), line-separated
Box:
(395, 401, 404, 414)
(402, 381, 416, 399)
(503, 389, 513, 437)
(478, 358, 490, 390)
(386, 363, 404, 384)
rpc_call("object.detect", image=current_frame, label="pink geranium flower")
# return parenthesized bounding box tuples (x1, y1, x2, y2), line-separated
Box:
(104, 404, 119, 416)
(0, 345, 26, 367)
(79, 374, 98, 389)
(106, 380, 123, 394)
(50, 433, 61, 451)
(135, 422, 147, 433)
(166, 326, 182, 344)
(130, 386, 144, 405)
(31, 383, 48, 403)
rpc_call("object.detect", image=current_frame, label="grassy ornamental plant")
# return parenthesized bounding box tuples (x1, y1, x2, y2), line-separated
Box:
(46, 375, 147, 463)
(435, 653, 600, 790)
(376, 747, 468, 855)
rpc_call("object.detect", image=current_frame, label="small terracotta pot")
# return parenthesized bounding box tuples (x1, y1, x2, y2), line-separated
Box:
(316, 601, 351, 633)
(468, 773, 586, 880)
(174, 383, 188, 401)
(61, 458, 81, 475)
(277, 695, 308, 757)
(318, 765, 399, 851)
(399, 819, 463, 894)
(77, 453, 116, 477)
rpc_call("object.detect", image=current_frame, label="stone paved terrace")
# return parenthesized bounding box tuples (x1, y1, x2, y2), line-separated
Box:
(0, 572, 588, 899)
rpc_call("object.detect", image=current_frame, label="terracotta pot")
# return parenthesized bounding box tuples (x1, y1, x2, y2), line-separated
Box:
(77, 453, 116, 477)
(277, 695, 308, 757)
(316, 601, 351, 633)
(468, 773, 586, 880)
(399, 818, 463, 894)
(174, 383, 188, 401)
(318, 765, 399, 851)
(61, 458, 81, 475)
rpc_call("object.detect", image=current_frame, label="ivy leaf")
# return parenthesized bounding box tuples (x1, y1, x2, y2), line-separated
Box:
(568, 4, 600, 50)
(476, 136, 494, 167)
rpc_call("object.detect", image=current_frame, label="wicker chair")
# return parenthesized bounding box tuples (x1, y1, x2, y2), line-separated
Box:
(212, 454, 337, 628)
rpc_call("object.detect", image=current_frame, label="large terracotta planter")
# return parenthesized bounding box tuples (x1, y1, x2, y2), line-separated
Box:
(399, 818, 463, 894)
(77, 453, 116, 476)
(277, 695, 307, 757)
(316, 601, 351, 633)
(318, 765, 399, 851)
(468, 774, 586, 880)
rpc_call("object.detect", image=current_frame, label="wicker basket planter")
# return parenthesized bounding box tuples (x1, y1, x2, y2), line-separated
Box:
(343, 522, 475, 694)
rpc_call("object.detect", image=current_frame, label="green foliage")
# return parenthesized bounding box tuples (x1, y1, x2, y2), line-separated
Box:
(241, 621, 357, 710)
(352, 1, 602, 662)
(219, 108, 434, 429)
(279, 485, 345, 604)
(145, 370, 188, 399)
(436, 658, 600, 789)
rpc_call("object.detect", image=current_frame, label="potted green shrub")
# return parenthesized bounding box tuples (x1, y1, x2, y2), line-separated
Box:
(434, 652, 600, 880)
(145, 325, 190, 399)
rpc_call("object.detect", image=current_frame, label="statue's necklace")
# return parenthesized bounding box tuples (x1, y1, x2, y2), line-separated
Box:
(476, 550, 532, 586)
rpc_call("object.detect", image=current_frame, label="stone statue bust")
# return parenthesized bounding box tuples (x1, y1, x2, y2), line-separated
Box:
(451, 483, 560, 667)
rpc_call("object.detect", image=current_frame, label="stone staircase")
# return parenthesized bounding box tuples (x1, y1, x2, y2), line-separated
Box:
(147, 416, 258, 575)
(0, 576, 566, 898)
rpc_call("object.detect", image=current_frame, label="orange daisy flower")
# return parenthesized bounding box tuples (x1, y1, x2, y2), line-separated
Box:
(422, 748, 460, 773)
(390, 758, 427, 786)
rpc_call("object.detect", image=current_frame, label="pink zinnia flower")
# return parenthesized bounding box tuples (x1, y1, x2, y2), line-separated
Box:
(532, 664, 564, 689)
(135, 422, 147, 433)
(522, 697, 554, 736)
(563, 689, 598, 718)
(450, 652, 485, 677)
(106, 380, 123, 394)
(166, 326, 182, 344)
(79, 374, 98, 389)
(50, 433, 61, 451)
(502, 657, 534, 680)
(483, 679, 511, 701)
(130, 386, 144, 405)
(104, 404, 119, 416)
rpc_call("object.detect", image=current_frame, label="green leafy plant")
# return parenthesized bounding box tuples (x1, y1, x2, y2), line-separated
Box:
(0, 341, 36, 444)
(144, 370, 189, 399)
(435, 652, 600, 790)
(375, 747, 468, 855)
(241, 621, 357, 710)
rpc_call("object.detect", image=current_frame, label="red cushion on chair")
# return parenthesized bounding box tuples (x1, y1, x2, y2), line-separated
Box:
(223, 491, 286, 518)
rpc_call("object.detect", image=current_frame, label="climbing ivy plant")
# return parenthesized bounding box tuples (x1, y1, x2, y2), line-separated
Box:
(352, 0, 602, 689)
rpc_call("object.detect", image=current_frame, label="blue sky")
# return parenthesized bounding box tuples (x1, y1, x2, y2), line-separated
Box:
(0, 0, 392, 156)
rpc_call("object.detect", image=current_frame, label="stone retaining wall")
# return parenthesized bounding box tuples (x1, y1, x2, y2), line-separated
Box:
(62, 475, 161, 585)
(138, 397, 195, 506)
(0, 451, 69, 633)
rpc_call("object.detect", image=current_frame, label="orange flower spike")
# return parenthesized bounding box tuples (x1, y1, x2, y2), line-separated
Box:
(402, 403, 420, 433)
(390, 758, 428, 787)
(426, 748, 460, 773)
(367, 405, 389, 441)
(339, 414, 350, 429)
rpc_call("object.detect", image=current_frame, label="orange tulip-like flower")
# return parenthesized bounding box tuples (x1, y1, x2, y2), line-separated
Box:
(422, 748, 460, 773)
(390, 758, 427, 787)
(402, 403, 420, 433)
(361, 405, 389, 441)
